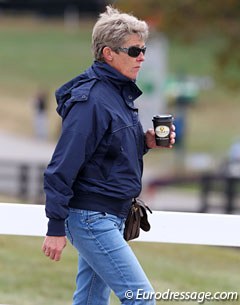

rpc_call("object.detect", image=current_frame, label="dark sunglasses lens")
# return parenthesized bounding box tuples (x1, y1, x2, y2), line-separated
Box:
(128, 47, 146, 57)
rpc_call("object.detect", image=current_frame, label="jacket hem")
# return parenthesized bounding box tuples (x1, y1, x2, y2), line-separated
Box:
(69, 192, 132, 218)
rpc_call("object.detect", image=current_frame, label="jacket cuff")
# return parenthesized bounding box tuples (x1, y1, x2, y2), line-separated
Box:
(47, 219, 66, 236)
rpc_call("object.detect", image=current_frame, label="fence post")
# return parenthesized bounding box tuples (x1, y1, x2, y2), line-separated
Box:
(199, 174, 211, 213)
(225, 177, 237, 213)
(36, 165, 45, 204)
(18, 164, 29, 200)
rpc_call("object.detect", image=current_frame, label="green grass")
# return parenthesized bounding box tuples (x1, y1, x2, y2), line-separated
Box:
(168, 34, 226, 76)
(0, 235, 239, 305)
(0, 19, 93, 94)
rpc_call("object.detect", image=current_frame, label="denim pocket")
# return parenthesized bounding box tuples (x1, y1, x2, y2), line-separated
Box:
(85, 211, 107, 224)
(65, 219, 74, 244)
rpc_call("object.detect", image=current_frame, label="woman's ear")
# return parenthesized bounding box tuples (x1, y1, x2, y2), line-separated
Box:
(102, 46, 113, 61)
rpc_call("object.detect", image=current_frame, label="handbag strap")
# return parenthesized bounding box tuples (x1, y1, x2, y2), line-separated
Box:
(133, 198, 152, 214)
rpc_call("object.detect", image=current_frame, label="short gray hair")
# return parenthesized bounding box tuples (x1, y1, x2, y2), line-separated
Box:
(92, 6, 149, 61)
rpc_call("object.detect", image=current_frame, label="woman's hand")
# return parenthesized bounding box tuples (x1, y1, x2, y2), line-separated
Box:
(42, 236, 67, 261)
(145, 124, 176, 149)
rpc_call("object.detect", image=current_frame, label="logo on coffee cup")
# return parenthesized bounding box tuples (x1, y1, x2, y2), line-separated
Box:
(155, 125, 170, 138)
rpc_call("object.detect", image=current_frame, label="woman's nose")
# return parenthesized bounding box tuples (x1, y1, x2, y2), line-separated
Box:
(137, 52, 145, 61)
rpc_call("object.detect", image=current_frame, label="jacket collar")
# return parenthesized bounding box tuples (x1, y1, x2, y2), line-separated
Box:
(91, 61, 142, 101)
(92, 61, 132, 83)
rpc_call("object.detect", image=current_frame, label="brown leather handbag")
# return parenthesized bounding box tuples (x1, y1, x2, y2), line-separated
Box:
(124, 198, 152, 241)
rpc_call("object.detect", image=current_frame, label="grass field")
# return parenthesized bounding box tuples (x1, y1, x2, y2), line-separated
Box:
(0, 235, 239, 305)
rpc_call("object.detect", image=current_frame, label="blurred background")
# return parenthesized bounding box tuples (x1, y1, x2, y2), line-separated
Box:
(0, 1, 240, 304)
(0, 0, 239, 214)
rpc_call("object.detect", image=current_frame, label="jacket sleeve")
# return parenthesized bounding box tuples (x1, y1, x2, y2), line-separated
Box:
(44, 99, 110, 236)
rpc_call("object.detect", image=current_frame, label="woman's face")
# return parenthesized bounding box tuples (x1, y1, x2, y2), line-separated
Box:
(108, 34, 146, 80)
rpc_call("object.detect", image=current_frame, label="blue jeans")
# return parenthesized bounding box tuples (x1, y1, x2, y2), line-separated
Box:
(65, 208, 156, 305)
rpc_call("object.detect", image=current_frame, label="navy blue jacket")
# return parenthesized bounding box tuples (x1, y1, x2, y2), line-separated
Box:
(44, 61, 148, 236)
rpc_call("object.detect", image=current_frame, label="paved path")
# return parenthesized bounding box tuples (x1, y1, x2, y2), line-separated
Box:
(0, 131, 55, 164)
(0, 131, 55, 200)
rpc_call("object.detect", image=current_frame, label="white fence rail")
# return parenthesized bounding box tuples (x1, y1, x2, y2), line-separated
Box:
(0, 202, 240, 247)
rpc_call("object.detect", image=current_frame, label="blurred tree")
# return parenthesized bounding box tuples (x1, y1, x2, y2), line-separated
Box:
(117, 0, 240, 90)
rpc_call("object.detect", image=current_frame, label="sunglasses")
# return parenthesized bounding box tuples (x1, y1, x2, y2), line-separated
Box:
(117, 46, 147, 58)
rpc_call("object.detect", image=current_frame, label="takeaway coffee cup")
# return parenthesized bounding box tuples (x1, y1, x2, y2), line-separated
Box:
(152, 114, 173, 147)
